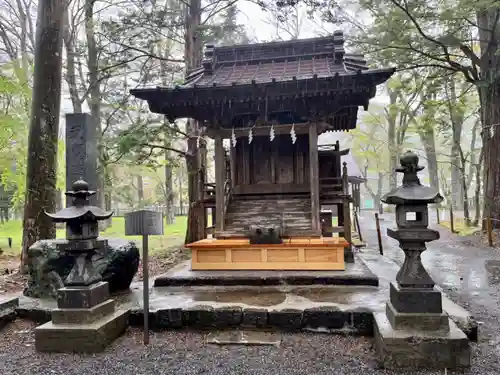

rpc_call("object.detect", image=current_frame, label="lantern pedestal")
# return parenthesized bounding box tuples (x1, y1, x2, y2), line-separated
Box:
(373, 152, 471, 369)
(35, 281, 129, 352)
(34, 180, 129, 353)
(373, 312, 470, 369)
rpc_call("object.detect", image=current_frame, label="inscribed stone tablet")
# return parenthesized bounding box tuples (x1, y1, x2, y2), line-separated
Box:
(65, 113, 98, 206)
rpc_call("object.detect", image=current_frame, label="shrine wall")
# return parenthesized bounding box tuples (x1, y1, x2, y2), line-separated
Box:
(232, 134, 310, 195)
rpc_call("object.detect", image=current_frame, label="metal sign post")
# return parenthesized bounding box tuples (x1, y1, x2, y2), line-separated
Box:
(124, 210, 164, 345)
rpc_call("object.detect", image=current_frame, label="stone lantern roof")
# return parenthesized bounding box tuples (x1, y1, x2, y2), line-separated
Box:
(45, 179, 113, 222)
(381, 151, 443, 205)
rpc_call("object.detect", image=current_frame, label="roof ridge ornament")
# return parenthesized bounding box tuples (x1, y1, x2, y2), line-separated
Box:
(333, 30, 345, 64)
(202, 44, 215, 74)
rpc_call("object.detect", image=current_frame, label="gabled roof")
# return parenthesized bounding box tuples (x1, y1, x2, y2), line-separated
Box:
(179, 31, 391, 88)
(130, 32, 395, 126)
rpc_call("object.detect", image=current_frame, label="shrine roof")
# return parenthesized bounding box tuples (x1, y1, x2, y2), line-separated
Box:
(181, 32, 390, 87)
(131, 31, 395, 105)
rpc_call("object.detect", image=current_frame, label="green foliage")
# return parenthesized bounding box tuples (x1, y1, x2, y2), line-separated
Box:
(350, 106, 390, 175)
(0, 216, 188, 255)
(0, 62, 31, 208)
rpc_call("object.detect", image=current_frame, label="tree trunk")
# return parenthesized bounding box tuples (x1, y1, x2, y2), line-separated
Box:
(184, 0, 204, 243)
(386, 88, 398, 190)
(137, 175, 144, 203)
(447, 80, 465, 210)
(362, 165, 384, 211)
(419, 127, 439, 190)
(55, 189, 62, 210)
(376, 172, 384, 213)
(63, 9, 82, 113)
(179, 167, 184, 215)
(165, 154, 175, 224)
(185, 146, 202, 243)
(479, 85, 500, 228)
(21, 0, 65, 266)
(473, 150, 483, 226)
(460, 163, 470, 225)
(476, 8, 500, 228)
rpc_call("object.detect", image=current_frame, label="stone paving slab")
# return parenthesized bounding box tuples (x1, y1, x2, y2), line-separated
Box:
(0, 296, 19, 330)
(12, 253, 477, 339)
(154, 259, 379, 287)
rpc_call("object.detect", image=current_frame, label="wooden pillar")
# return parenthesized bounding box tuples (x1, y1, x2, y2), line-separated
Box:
(214, 135, 225, 233)
(230, 144, 236, 188)
(309, 124, 321, 233)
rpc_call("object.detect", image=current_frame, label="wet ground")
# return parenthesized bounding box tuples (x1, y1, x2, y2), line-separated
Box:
(359, 210, 500, 372)
(1, 211, 500, 374)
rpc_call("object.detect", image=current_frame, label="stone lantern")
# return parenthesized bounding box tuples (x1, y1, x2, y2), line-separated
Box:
(373, 151, 470, 369)
(35, 180, 129, 353)
(45, 179, 113, 286)
(383, 151, 442, 289)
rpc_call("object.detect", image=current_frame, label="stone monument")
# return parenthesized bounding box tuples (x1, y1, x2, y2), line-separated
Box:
(24, 115, 140, 298)
(65, 113, 98, 206)
(35, 180, 129, 353)
(373, 151, 471, 369)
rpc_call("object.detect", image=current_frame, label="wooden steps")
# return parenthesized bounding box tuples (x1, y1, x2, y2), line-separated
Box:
(215, 229, 321, 239)
(222, 196, 314, 237)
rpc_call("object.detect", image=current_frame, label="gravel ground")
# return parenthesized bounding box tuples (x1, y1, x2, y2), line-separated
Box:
(2, 213, 500, 375)
(0, 320, 498, 375)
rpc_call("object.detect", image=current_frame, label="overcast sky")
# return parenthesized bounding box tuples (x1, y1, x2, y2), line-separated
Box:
(59, 1, 386, 132)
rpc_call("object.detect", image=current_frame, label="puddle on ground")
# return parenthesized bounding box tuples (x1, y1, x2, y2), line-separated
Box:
(206, 331, 281, 346)
(189, 290, 286, 307)
(292, 287, 356, 305)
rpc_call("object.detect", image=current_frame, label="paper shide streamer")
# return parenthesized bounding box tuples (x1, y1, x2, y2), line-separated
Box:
(231, 127, 237, 147)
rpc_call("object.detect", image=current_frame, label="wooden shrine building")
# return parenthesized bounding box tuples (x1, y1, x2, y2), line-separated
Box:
(131, 32, 394, 271)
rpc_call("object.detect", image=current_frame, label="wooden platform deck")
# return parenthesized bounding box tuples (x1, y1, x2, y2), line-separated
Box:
(186, 237, 348, 271)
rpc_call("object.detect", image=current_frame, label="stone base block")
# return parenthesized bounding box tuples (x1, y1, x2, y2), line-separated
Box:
(390, 282, 442, 313)
(57, 281, 109, 309)
(386, 302, 449, 332)
(35, 308, 129, 353)
(51, 299, 116, 324)
(344, 247, 354, 263)
(373, 313, 471, 369)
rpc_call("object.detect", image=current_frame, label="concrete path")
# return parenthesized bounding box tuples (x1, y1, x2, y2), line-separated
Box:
(358, 210, 500, 372)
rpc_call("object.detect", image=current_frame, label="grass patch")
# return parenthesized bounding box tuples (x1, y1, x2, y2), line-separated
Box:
(0, 216, 190, 256)
(440, 219, 480, 236)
